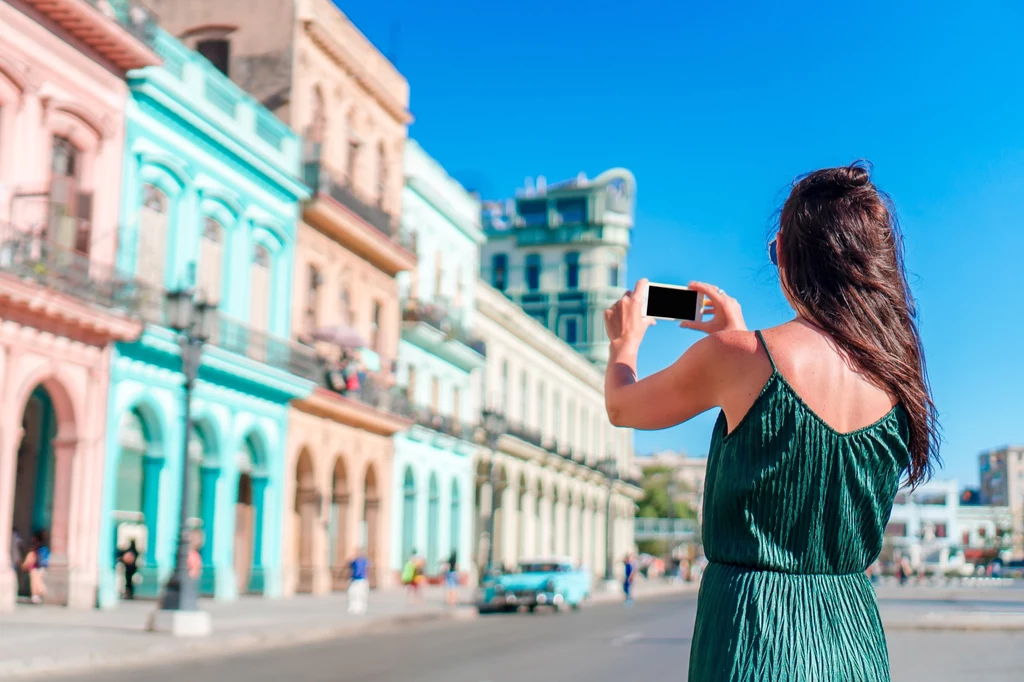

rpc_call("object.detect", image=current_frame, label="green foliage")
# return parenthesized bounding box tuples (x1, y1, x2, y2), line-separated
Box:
(637, 467, 697, 520)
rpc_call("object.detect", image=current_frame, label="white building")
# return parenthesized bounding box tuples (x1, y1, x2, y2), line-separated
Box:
(473, 282, 641, 579)
(979, 445, 1024, 557)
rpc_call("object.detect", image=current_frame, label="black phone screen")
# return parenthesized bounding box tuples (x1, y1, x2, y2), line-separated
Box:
(646, 286, 699, 321)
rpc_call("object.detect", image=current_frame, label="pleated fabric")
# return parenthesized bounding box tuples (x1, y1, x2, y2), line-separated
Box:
(688, 331, 910, 682)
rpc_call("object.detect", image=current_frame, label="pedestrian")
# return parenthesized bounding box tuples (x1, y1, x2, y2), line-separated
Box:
(119, 540, 140, 600)
(21, 535, 46, 604)
(444, 550, 460, 607)
(623, 553, 637, 606)
(402, 550, 420, 604)
(603, 162, 938, 680)
(347, 548, 370, 615)
(188, 543, 202, 581)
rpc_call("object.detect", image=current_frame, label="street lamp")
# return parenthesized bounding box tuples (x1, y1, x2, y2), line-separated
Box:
(596, 457, 620, 583)
(481, 409, 507, 583)
(148, 288, 215, 637)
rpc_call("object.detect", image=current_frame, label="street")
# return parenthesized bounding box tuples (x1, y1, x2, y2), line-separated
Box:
(51, 593, 1024, 682)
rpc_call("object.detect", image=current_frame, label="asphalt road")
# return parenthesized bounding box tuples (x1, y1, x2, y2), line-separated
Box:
(54, 594, 1024, 682)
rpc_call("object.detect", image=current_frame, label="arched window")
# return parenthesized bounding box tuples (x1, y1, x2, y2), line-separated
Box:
(308, 86, 326, 145)
(401, 468, 416, 563)
(250, 244, 272, 331)
(198, 217, 224, 303)
(137, 184, 168, 288)
(48, 136, 92, 255)
(345, 110, 359, 186)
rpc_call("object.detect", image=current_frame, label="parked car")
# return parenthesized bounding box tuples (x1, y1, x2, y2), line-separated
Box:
(478, 557, 591, 614)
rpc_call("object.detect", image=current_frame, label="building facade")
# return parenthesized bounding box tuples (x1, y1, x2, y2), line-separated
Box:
(389, 141, 486, 579)
(979, 445, 1024, 557)
(0, 0, 159, 611)
(146, 0, 417, 593)
(474, 283, 640, 579)
(480, 169, 634, 366)
(98, 29, 313, 608)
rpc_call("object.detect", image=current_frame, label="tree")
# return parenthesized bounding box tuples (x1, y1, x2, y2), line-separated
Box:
(637, 466, 697, 521)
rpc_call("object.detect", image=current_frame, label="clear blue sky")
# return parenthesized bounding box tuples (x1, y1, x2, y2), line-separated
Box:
(341, 0, 1024, 487)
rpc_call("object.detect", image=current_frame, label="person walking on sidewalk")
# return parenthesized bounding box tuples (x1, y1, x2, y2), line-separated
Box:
(402, 550, 421, 604)
(623, 553, 637, 606)
(118, 540, 140, 600)
(443, 550, 460, 607)
(21, 534, 47, 604)
(348, 548, 370, 615)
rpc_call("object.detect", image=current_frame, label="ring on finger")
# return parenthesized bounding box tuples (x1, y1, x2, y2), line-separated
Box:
(716, 288, 725, 295)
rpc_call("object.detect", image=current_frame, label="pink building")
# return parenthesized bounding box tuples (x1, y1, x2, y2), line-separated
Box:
(0, 0, 158, 610)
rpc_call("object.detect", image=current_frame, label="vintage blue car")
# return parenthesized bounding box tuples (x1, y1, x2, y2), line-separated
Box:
(478, 557, 591, 613)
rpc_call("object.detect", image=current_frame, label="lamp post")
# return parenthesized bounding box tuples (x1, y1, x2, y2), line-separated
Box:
(596, 457, 619, 583)
(148, 288, 216, 637)
(481, 409, 507, 582)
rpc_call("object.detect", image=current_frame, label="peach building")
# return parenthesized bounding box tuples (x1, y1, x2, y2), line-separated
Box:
(0, 0, 158, 610)
(149, 0, 417, 591)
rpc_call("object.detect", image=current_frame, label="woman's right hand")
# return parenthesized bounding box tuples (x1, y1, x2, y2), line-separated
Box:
(681, 281, 747, 334)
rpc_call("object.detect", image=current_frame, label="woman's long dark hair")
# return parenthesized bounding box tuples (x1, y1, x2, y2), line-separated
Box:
(778, 161, 939, 487)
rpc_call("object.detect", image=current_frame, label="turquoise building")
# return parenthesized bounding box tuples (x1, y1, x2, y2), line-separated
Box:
(391, 142, 486, 576)
(98, 31, 314, 608)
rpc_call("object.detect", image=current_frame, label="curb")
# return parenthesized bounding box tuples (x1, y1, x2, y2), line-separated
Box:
(0, 607, 478, 680)
(884, 612, 1024, 633)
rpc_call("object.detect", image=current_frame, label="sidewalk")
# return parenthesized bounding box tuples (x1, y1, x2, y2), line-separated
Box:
(0, 580, 692, 679)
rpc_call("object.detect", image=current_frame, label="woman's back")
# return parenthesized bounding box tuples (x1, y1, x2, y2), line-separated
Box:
(704, 326, 910, 575)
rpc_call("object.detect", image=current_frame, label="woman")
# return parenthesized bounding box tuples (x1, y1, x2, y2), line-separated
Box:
(604, 162, 938, 681)
(444, 550, 460, 606)
(118, 540, 140, 600)
(21, 538, 46, 604)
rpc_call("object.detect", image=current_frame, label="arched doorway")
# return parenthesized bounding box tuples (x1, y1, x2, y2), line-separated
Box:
(13, 387, 57, 600)
(449, 479, 461, 571)
(294, 449, 317, 593)
(235, 435, 267, 595)
(363, 465, 381, 587)
(329, 456, 350, 591)
(401, 467, 416, 565)
(111, 407, 163, 599)
(426, 473, 440, 574)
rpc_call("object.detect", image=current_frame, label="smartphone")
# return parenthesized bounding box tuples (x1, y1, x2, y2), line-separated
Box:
(643, 282, 704, 321)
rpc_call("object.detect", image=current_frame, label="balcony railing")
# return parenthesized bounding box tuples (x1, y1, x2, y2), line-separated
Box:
(320, 364, 419, 419)
(135, 283, 319, 380)
(0, 224, 142, 316)
(401, 299, 486, 356)
(409, 406, 477, 441)
(302, 143, 415, 251)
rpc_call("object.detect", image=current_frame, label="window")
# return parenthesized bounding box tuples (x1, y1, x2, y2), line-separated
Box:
(346, 111, 360, 184)
(407, 366, 416, 403)
(431, 376, 440, 413)
(565, 252, 580, 290)
(564, 317, 579, 344)
(198, 218, 224, 303)
(376, 142, 387, 209)
(580, 410, 589, 458)
(197, 39, 230, 76)
(452, 386, 461, 424)
(501, 359, 509, 413)
(455, 272, 464, 308)
(339, 286, 352, 325)
(371, 301, 382, 351)
(609, 264, 620, 288)
(434, 250, 444, 300)
(492, 254, 508, 291)
(250, 245, 272, 331)
(525, 254, 541, 292)
(553, 391, 562, 443)
(536, 383, 546, 435)
(48, 136, 91, 255)
(136, 185, 168, 288)
(307, 86, 326, 145)
(520, 371, 528, 423)
(305, 265, 322, 332)
(518, 200, 547, 227)
(556, 198, 586, 224)
(567, 399, 575, 448)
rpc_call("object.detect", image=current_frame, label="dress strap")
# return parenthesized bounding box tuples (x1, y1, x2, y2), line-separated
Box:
(754, 330, 779, 373)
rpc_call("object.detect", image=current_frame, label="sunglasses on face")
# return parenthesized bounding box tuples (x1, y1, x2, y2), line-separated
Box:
(768, 237, 779, 267)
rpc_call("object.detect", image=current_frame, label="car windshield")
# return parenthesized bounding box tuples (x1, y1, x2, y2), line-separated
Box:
(519, 563, 568, 574)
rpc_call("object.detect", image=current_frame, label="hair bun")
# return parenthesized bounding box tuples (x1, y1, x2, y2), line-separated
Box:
(839, 162, 871, 188)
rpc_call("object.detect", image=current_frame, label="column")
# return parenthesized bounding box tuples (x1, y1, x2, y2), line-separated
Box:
(45, 439, 76, 605)
(141, 455, 163, 566)
(538, 496, 552, 555)
(569, 502, 581, 563)
(0, 415, 23, 612)
(500, 484, 516, 566)
(250, 476, 268, 593)
(521, 490, 537, 561)
(199, 467, 218, 564)
(581, 505, 593, 573)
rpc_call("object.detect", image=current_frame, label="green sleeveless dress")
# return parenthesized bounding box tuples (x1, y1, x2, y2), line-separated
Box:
(689, 331, 910, 682)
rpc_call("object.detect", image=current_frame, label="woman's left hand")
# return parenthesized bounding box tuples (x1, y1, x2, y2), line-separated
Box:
(605, 278, 655, 348)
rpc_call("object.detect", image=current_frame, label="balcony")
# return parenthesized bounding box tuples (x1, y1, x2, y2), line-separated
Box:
(23, 0, 161, 71)
(401, 299, 485, 371)
(0, 224, 144, 345)
(302, 143, 416, 276)
(135, 283, 319, 381)
(299, 363, 414, 436)
(407, 405, 477, 443)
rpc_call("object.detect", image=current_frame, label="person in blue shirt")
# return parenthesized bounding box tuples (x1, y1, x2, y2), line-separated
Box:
(623, 553, 637, 606)
(348, 548, 371, 615)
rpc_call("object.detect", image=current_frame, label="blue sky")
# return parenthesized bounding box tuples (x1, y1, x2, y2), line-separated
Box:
(341, 0, 1024, 486)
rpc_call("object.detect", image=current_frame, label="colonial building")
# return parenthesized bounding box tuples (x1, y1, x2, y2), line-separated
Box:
(474, 283, 641, 580)
(0, 0, 159, 611)
(979, 445, 1024, 557)
(480, 169, 634, 366)
(144, 0, 416, 592)
(100, 29, 313, 607)
(390, 141, 486, 579)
